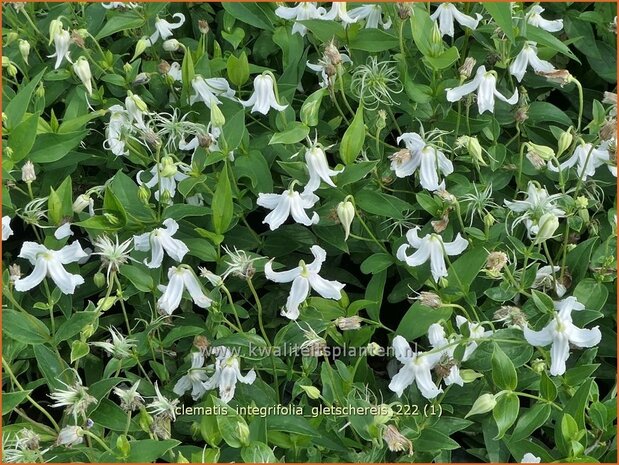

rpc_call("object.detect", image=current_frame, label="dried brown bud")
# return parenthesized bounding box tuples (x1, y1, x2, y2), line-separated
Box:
(324, 41, 342, 66)
(493, 305, 527, 328)
(197, 133, 213, 148)
(397, 3, 412, 19)
(71, 30, 86, 48)
(537, 69, 572, 87)
(486, 251, 509, 275)
(458, 57, 476, 79)
(193, 335, 210, 353)
(198, 19, 210, 35)
(526, 151, 546, 170)
(335, 316, 362, 331)
(600, 119, 617, 141)
(412, 291, 442, 309)
(158, 60, 171, 75)
(382, 425, 413, 455)
(431, 214, 450, 233)
(515, 106, 529, 123)
(603, 91, 617, 105)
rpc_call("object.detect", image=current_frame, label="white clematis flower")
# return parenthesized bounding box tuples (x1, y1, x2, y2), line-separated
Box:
(257, 186, 319, 231)
(523, 296, 601, 376)
(275, 2, 326, 36)
(455, 315, 493, 360)
(241, 74, 287, 115)
(265, 245, 345, 320)
(56, 426, 84, 447)
(48, 28, 71, 69)
(102, 2, 138, 8)
(526, 5, 563, 32)
(509, 41, 555, 82)
(427, 323, 464, 387)
(202, 348, 256, 403)
(390, 132, 454, 191)
(104, 105, 131, 156)
(304, 143, 344, 192)
(72, 57, 93, 96)
(430, 3, 483, 38)
(388, 335, 443, 399)
(504, 182, 565, 238)
(137, 157, 190, 203)
(322, 2, 357, 25)
(133, 218, 189, 269)
(157, 265, 212, 315)
(54, 222, 74, 240)
(3, 216, 13, 241)
(189, 75, 236, 109)
(548, 140, 616, 180)
(532, 265, 567, 297)
(348, 4, 392, 29)
(397, 227, 468, 282)
(446, 65, 519, 114)
(173, 352, 208, 400)
(125, 92, 149, 130)
(150, 13, 185, 44)
(14, 241, 87, 294)
(306, 53, 352, 88)
(521, 453, 542, 463)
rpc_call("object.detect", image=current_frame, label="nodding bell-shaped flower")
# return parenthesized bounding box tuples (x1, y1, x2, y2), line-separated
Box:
(388, 335, 443, 399)
(304, 142, 344, 192)
(523, 296, 601, 376)
(56, 426, 85, 447)
(265, 245, 345, 320)
(173, 352, 209, 400)
(189, 75, 236, 109)
(157, 265, 212, 315)
(72, 57, 93, 96)
(347, 4, 392, 29)
(430, 3, 483, 38)
(509, 41, 555, 82)
(150, 13, 185, 44)
(241, 74, 287, 115)
(137, 157, 190, 203)
(504, 182, 566, 239)
(322, 2, 357, 25)
(14, 241, 87, 294)
(455, 315, 492, 360)
(48, 28, 72, 69)
(446, 65, 519, 114)
(104, 105, 131, 156)
(427, 323, 464, 387)
(532, 265, 567, 297)
(133, 218, 189, 269)
(390, 132, 454, 191)
(202, 348, 256, 403)
(257, 185, 319, 231)
(548, 140, 616, 180)
(125, 92, 149, 130)
(397, 227, 468, 283)
(3, 216, 13, 241)
(275, 2, 326, 36)
(526, 5, 563, 32)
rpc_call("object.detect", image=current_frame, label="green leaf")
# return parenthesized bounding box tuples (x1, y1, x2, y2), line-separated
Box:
(360, 253, 393, 275)
(415, 427, 460, 451)
(2, 309, 50, 345)
(269, 122, 310, 145)
(540, 371, 558, 401)
(337, 161, 378, 186)
(222, 2, 276, 30)
(424, 46, 460, 70)
(2, 391, 32, 415)
(227, 51, 250, 86)
(491, 344, 518, 391)
(161, 326, 206, 347)
(71, 340, 90, 363)
(8, 113, 39, 162)
(55, 311, 98, 343)
(98, 439, 180, 462)
(348, 29, 399, 52)
(214, 397, 249, 448)
(527, 102, 573, 127)
(95, 11, 145, 39)
(531, 289, 555, 314)
(364, 269, 387, 321)
(484, 2, 515, 42)
(573, 278, 608, 311)
(298, 19, 345, 43)
(300, 87, 328, 127)
(241, 442, 277, 463)
(510, 403, 552, 443)
(396, 302, 453, 341)
(29, 131, 87, 163)
(525, 25, 580, 62)
(5, 69, 45, 129)
(181, 47, 196, 106)
(34, 345, 72, 390)
(212, 163, 233, 234)
(493, 392, 519, 439)
(339, 104, 365, 165)
(120, 265, 154, 292)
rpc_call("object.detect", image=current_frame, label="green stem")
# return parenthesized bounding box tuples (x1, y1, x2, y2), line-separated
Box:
(83, 430, 114, 453)
(2, 357, 61, 432)
(355, 212, 389, 254)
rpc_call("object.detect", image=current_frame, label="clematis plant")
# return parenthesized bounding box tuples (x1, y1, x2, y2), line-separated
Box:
(430, 3, 483, 38)
(241, 74, 287, 115)
(133, 218, 189, 269)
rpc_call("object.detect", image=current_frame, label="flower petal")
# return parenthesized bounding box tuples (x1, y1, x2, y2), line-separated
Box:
(264, 260, 301, 283)
(308, 273, 344, 300)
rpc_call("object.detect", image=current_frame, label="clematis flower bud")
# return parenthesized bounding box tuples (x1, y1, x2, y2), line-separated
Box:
(526, 142, 555, 161)
(18, 40, 30, 64)
(534, 213, 560, 244)
(163, 39, 181, 52)
(336, 199, 355, 240)
(73, 56, 93, 95)
(210, 102, 226, 127)
(457, 135, 485, 165)
(458, 57, 476, 79)
(6, 32, 18, 46)
(198, 19, 210, 35)
(48, 19, 63, 45)
(21, 160, 36, 183)
(465, 393, 496, 418)
(72, 194, 91, 213)
(335, 316, 362, 331)
(300, 385, 321, 399)
(132, 37, 150, 61)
